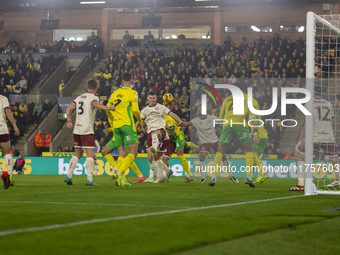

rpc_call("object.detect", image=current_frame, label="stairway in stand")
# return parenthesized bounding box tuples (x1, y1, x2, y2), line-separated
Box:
(72, 62, 103, 97)
(14, 75, 49, 154)
(58, 61, 104, 151)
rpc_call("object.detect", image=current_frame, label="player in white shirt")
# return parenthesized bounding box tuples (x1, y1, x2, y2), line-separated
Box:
(93, 140, 100, 175)
(188, 114, 238, 184)
(141, 91, 183, 183)
(289, 87, 340, 191)
(0, 95, 20, 189)
(64, 79, 115, 186)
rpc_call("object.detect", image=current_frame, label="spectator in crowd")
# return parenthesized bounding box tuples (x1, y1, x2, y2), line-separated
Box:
(34, 130, 44, 156)
(16, 111, 26, 134)
(41, 41, 51, 52)
(64, 145, 72, 152)
(23, 107, 31, 123)
(57, 146, 63, 152)
(51, 53, 61, 72)
(12, 105, 19, 119)
(14, 154, 25, 174)
(59, 79, 65, 95)
(19, 101, 27, 113)
(32, 99, 42, 123)
(2, 87, 10, 98)
(94, 124, 101, 140)
(127, 36, 138, 46)
(8, 126, 17, 144)
(276, 147, 284, 159)
(145, 31, 154, 40)
(99, 80, 111, 96)
(42, 130, 53, 153)
(123, 30, 131, 41)
(27, 99, 35, 113)
(17, 75, 28, 91)
(13, 83, 24, 94)
(235, 147, 244, 154)
(93, 68, 102, 79)
(41, 53, 52, 75)
(172, 104, 182, 119)
(11, 145, 19, 156)
(179, 90, 189, 108)
(102, 69, 112, 81)
(60, 42, 69, 53)
(6, 38, 20, 48)
(41, 99, 52, 119)
(284, 149, 297, 159)
(95, 107, 108, 122)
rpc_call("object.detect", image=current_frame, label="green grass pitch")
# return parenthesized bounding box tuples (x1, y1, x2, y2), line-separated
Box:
(0, 175, 339, 255)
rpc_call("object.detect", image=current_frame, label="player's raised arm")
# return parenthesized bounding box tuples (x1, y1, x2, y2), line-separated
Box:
(105, 104, 114, 124)
(131, 100, 143, 126)
(92, 100, 115, 111)
(66, 101, 76, 129)
(181, 121, 191, 127)
(5, 108, 19, 136)
(168, 111, 183, 126)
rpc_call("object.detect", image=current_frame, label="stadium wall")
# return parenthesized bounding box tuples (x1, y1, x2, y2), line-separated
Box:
(0, 3, 333, 56)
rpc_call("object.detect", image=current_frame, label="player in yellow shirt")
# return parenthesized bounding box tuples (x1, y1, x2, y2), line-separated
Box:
(109, 72, 144, 186)
(210, 93, 255, 188)
(101, 109, 146, 183)
(164, 115, 199, 182)
(249, 110, 269, 184)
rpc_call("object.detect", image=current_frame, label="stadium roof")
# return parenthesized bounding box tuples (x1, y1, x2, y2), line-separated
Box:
(0, 0, 338, 12)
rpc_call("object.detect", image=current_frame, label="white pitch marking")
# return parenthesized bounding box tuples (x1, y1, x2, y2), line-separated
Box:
(0, 195, 304, 237)
(0, 200, 188, 208)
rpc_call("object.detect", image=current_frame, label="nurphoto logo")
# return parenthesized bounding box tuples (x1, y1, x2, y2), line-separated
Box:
(200, 84, 312, 128)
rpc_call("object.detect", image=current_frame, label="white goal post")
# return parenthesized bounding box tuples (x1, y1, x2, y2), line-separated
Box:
(305, 11, 340, 195)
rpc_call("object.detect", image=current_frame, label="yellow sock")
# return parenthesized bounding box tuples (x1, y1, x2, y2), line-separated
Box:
(117, 157, 124, 169)
(213, 152, 223, 177)
(118, 154, 135, 175)
(104, 154, 117, 169)
(178, 155, 190, 176)
(117, 156, 124, 177)
(185, 142, 199, 150)
(245, 152, 254, 178)
(121, 159, 142, 179)
(130, 161, 142, 177)
(253, 154, 263, 174)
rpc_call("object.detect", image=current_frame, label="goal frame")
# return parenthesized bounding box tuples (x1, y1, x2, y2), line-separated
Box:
(305, 11, 340, 195)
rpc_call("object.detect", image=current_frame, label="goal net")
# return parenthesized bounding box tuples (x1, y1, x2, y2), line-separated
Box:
(305, 12, 340, 195)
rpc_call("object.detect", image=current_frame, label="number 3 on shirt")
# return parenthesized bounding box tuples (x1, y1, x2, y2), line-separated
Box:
(78, 101, 84, 115)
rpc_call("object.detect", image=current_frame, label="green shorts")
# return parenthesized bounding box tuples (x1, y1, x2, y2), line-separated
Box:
(253, 137, 268, 154)
(219, 125, 252, 144)
(114, 126, 138, 147)
(172, 130, 185, 151)
(106, 139, 129, 153)
(106, 139, 118, 151)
